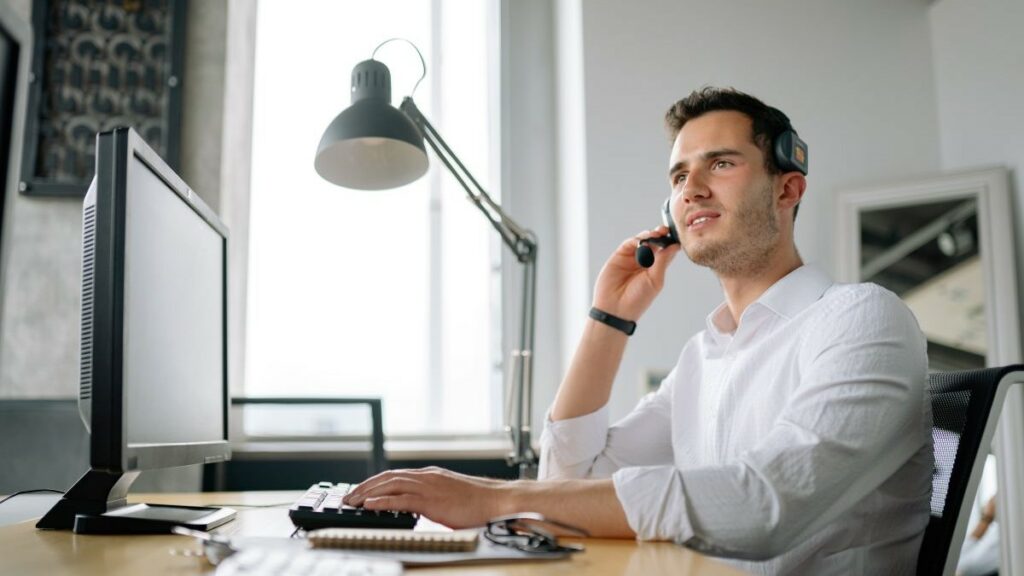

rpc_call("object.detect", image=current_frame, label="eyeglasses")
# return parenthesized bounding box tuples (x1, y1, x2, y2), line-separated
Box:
(484, 513, 589, 554)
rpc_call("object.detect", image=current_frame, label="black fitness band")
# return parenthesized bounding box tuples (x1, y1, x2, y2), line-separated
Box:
(589, 307, 637, 336)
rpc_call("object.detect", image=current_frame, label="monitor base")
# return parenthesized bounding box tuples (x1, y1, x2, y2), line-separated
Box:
(36, 469, 137, 530)
(35, 469, 237, 533)
(72, 502, 236, 534)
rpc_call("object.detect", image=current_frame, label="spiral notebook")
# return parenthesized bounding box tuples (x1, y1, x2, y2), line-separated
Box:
(308, 528, 479, 552)
(305, 528, 574, 566)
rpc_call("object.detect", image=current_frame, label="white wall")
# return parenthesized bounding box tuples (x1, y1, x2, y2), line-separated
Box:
(0, 0, 254, 492)
(0, 0, 80, 397)
(0, 0, 253, 398)
(929, 0, 1024, 316)
(929, 0, 1024, 571)
(555, 0, 943, 420)
(502, 0, 562, 438)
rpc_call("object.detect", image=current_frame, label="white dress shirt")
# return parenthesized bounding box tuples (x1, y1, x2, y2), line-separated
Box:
(539, 265, 932, 575)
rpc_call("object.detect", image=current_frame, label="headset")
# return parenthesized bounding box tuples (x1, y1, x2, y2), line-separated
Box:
(635, 128, 809, 268)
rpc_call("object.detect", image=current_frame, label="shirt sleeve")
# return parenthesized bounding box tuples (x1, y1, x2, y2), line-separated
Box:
(538, 368, 676, 480)
(612, 286, 929, 559)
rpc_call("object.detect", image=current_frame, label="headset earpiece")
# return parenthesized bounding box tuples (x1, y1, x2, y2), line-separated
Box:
(773, 130, 809, 175)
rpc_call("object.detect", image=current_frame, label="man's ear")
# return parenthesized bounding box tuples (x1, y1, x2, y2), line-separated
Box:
(777, 172, 806, 214)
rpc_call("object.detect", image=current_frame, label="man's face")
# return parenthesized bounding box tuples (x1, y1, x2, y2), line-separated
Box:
(667, 110, 782, 276)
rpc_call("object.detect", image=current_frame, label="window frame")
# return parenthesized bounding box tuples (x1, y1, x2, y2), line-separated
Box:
(238, 0, 509, 445)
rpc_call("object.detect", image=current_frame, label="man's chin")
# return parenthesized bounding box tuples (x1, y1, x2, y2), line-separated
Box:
(682, 243, 725, 269)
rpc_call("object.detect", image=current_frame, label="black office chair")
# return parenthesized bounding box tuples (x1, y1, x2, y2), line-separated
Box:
(917, 365, 1024, 576)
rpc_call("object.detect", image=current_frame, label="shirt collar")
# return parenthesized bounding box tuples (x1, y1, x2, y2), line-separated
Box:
(755, 264, 834, 320)
(706, 302, 737, 340)
(704, 264, 834, 340)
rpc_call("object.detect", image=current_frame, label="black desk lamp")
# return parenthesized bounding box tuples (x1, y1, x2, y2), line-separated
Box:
(314, 39, 538, 479)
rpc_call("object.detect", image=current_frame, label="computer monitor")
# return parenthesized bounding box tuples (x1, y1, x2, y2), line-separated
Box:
(37, 127, 235, 533)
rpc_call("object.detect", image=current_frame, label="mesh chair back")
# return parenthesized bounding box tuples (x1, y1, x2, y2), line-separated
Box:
(917, 365, 1022, 576)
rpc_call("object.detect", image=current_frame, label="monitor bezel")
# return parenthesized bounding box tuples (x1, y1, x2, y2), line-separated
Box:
(91, 127, 230, 473)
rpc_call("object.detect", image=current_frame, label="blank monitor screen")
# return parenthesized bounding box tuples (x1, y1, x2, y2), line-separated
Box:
(123, 153, 224, 447)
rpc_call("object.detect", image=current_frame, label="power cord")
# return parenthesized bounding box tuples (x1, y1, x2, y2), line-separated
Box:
(0, 489, 64, 506)
(200, 502, 294, 509)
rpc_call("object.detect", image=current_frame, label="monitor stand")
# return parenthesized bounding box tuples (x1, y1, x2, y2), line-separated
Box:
(35, 469, 235, 534)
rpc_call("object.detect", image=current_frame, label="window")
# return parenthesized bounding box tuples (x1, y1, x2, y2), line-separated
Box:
(246, 0, 501, 436)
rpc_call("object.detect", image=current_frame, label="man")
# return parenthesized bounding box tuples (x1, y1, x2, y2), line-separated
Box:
(345, 87, 933, 574)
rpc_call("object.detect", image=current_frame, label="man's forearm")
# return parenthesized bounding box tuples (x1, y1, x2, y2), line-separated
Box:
(550, 319, 629, 421)
(500, 478, 635, 538)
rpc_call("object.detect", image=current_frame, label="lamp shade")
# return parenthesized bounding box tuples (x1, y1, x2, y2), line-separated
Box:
(314, 59, 429, 190)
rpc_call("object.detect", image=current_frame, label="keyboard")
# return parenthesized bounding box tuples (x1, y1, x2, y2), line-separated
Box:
(289, 482, 418, 531)
(216, 548, 402, 576)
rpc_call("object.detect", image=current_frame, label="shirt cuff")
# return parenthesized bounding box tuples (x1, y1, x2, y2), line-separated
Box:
(538, 404, 610, 479)
(612, 465, 696, 542)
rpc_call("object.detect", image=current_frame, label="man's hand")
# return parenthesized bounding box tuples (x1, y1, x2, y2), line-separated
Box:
(342, 467, 511, 528)
(593, 225, 681, 321)
(548, 226, 680, 422)
(343, 467, 634, 537)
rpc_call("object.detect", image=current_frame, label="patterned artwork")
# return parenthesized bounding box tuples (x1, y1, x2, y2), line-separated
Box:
(22, 0, 184, 196)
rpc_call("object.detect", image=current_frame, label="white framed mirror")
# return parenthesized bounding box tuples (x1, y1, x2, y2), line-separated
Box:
(836, 165, 1024, 574)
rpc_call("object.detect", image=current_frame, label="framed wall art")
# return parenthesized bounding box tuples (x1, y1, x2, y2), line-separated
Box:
(19, 0, 186, 197)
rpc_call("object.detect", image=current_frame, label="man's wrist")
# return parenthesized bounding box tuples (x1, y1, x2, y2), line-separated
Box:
(584, 315, 631, 342)
(589, 307, 637, 336)
(497, 480, 531, 516)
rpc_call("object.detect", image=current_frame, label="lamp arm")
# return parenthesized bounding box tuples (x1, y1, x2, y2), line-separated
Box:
(400, 98, 536, 262)
(399, 96, 538, 477)
(517, 251, 538, 477)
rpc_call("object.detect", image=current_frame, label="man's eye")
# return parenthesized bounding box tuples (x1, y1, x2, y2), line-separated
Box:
(673, 173, 688, 185)
(713, 160, 733, 169)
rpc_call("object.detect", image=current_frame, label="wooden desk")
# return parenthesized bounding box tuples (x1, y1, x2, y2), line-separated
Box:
(0, 491, 746, 575)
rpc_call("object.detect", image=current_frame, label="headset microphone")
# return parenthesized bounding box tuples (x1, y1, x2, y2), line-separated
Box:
(635, 198, 680, 268)
(636, 235, 678, 267)
(635, 243, 654, 268)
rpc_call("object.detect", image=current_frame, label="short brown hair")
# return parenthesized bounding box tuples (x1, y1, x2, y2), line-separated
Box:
(665, 87, 802, 219)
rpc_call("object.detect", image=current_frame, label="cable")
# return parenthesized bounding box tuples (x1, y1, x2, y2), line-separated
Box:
(370, 37, 428, 98)
(0, 489, 64, 506)
(199, 502, 294, 509)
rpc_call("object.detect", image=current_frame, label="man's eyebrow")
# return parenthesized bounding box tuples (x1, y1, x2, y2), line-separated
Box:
(668, 148, 744, 177)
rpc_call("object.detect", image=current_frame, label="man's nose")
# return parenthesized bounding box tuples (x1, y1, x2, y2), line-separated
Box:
(682, 170, 711, 202)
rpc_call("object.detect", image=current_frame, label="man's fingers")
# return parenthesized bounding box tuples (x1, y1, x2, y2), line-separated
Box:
(618, 226, 673, 254)
(345, 472, 417, 504)
(649, 243, 682, 279)
(345, 467, 459, 505)
(617, 235, 643, 253)
(345, 472, 392, 501)
(352, 476, 428, 507)
(362, 494, 423, 513)
(655, 241, 681, 262)
(407, 465, 447, 476)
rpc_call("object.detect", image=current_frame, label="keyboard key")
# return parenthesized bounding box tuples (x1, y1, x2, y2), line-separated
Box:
(296, 491, 327, 511)
(322, 496, 343, 511)
(290, 483, 417, 530)
(216, 549, 403, 576)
